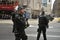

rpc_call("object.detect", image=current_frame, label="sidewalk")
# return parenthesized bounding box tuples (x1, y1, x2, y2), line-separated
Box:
(0, 18, 58, 24)
(0, 19, 13, 24)
(0, 19, 38, 25)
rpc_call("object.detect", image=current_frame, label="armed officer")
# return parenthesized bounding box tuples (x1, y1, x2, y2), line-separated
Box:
(12, 6, 27, 40)
(37, 11, 49, 40)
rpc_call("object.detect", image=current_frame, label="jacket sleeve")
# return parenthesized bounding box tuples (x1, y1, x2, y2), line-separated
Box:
(45, 17, 49, 28)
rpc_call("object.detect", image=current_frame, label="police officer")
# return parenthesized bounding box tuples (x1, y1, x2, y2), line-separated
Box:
(12, 6, 27, 40)
(37, 11, 49, 40)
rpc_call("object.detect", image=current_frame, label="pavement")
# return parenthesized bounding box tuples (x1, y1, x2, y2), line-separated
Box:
(0, 18, 58, 24)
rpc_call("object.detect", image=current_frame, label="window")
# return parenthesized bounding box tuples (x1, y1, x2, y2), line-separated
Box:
(42, 0, 47, 7)
(42, 3, 47, 7)
(42, 0, 47, 3)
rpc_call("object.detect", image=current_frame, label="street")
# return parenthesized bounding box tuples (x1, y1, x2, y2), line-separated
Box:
(0, 0, 59, 40)
(0, 20, 60, 40)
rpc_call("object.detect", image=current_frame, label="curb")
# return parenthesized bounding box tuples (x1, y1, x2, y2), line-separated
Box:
(51, 17, 60, 23)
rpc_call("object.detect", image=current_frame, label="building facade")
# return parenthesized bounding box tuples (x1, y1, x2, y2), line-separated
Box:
(53, 0, 60, 17)
(41, 0, 52, 14)
(18, 0, 52, 18)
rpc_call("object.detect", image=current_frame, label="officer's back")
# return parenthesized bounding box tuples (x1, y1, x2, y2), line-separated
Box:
(37, 11, 49, 40)
(38, 11, 49, 28)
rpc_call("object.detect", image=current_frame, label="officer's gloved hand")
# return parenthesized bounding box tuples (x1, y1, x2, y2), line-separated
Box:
(46, 25, 49, 28)
(37, 28, 39, 32)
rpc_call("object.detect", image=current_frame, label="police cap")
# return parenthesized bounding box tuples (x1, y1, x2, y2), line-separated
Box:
(17, 6, 24, 11)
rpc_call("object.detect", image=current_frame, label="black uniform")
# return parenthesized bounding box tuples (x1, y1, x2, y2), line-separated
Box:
(37, 15, 49, 40)
(12, 12, 27, 40)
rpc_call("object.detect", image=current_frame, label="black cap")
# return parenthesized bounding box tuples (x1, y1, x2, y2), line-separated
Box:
(17, 6, 24, 11)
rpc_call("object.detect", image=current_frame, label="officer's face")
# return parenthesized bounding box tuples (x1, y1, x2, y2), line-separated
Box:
(19, 9, 25, 14)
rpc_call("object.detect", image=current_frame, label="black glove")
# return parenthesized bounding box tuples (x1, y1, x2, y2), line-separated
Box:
(46, 25, 49, 28)
(37, 28, 39, 32)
